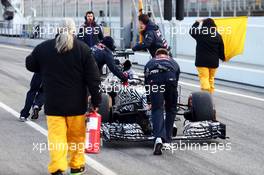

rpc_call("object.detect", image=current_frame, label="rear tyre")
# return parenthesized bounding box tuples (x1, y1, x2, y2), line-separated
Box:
(98, 93, 112, 123)
(191, 91, 214, 121)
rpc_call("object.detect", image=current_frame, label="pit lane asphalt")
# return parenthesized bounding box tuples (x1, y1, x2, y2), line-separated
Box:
(0, 44, 263, 175)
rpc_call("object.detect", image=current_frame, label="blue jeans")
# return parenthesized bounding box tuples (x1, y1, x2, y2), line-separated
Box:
(20, 73, 44, 118)
(150, 82, 178, 142)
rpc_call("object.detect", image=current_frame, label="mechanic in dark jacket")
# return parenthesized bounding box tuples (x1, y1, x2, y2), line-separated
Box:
(20, 73, 44, 121)
(92, 36, 128, 82)
(144, 48, 180, 155)
(132, 14, 170, 57)
(26, 19, 101, 175)
(77, 11, 104, 47)
(189, 18, 225, 93)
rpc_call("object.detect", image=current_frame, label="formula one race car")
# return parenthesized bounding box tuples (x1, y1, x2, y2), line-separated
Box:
(98, 50, 227, 142)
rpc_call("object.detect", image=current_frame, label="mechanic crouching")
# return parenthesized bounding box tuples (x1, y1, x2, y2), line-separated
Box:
(144, 48, 180, 155)
(91, 36, 128, 83)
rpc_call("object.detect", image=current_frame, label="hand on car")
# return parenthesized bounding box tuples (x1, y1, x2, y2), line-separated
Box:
(122, 72, 129, 86)
(91, 106, 99, 112)
(147, 104, 152, 111)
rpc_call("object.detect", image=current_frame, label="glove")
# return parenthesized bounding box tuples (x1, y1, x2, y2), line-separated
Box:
(122, 81, 128, 86)
(122, 72, 129, 86)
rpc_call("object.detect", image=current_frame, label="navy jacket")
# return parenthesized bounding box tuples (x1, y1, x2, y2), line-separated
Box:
(189, 22, 225, 68)
(144, 56, 180, 104)
(92, 45, 128, 82)
(132, 21, 169, 57)
(78, 22, 104, 47)
(144, 56, 180, 85)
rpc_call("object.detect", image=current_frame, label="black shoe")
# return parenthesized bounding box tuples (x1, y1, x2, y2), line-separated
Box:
(51, 170, 64, 175)
(31, 106, 40, 120)
(153, 137, 163, 155)
(172, 123, 177, 137)
(19, 116, 28, 122)
(70, 166, 86, 174)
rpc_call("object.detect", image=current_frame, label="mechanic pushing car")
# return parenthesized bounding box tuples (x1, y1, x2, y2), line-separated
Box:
(132, 14, 170, 57)
(91, 36, 128, 83)
(19, 73, 44, 121)
(144, 48, 180, 155)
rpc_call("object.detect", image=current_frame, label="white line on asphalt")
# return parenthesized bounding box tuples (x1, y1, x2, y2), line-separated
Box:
(179, 81, 264, 102)
(133, 53, 264, 73)
(177, 58, 264, 74)
(0, 101, 117, 175)
(0, 102, 48, 136)
(0, 44, 263, 103)
(0, 44, 32, 52)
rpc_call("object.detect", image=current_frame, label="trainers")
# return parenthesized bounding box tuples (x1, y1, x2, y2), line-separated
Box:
(51, 170, 64, 175)
(153, 137, 163, 155)
(31, 106, 40, 120)
(19, 116, 28, 122)
(70, 166, 85, 175)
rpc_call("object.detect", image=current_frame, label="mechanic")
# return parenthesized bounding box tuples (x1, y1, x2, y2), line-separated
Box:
(19, 73, 44, 121)
(123, 59, 135, 79)
(144, 48, 180, 155)
(91, 36, 128, 83)
(132, 14, 170, 57)
(26, 18, 101, 175)
(77, 11, 104, 47)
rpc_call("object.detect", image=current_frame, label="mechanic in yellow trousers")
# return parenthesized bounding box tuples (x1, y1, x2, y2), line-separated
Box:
(189, 18, 225, 93)
(26, 18, 101, 175)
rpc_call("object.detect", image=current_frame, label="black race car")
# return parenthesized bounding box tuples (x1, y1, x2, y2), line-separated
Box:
(97, 50, 227, 142)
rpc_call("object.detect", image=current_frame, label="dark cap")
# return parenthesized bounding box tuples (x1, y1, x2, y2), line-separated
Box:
(138, 14, 150, 25)
(101, 36, 116, 51)
(155, 48, 169, 56)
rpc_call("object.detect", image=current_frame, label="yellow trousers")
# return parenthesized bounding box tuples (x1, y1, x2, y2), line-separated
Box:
(196, 67, 217, 93)
(47, 115, 86, 174)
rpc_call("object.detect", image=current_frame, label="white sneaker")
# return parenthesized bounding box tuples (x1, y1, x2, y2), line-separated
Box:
(19, 116, 28, 122)
(153, 137, 163, 155)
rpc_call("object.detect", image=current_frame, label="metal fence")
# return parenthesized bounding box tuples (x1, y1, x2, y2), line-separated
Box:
(0, 20, 125, 49)
(184, 0, 264, 17)
(2, 0, 264, 21)
(20, 0, 264, 19)
(23, 0, 121, 18)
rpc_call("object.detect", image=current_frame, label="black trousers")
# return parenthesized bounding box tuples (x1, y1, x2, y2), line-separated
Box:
(20, 73, 44, 118)
(150, 82, 178, 142)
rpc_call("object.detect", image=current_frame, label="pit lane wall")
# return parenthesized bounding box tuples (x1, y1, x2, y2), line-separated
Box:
(0, 17, 264, 87)
(130, 17, 264, 88)
(0, 37, 44, 47)
(130, 52, 264, 88)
